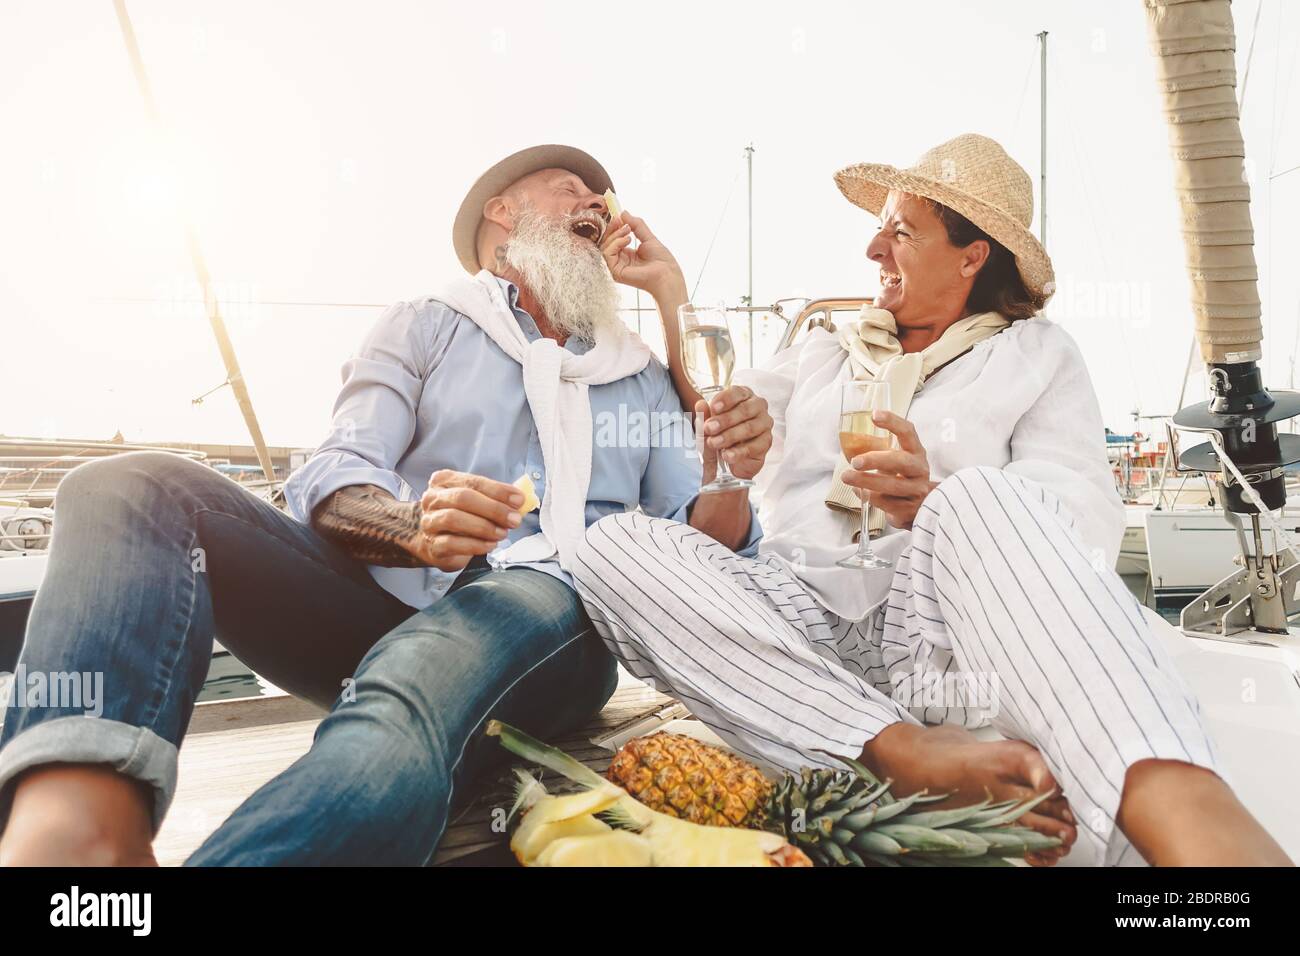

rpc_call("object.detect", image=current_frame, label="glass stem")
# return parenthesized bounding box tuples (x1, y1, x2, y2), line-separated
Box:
(859, 499, 871, 556)
(703, 387, 732, 483)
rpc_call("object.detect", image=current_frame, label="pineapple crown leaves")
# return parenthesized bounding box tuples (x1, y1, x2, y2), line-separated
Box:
(600, 800, 650, 834)
(488, 720, 609, 791)
(816, 746, 1061, 831)
(787, 748, 1064, 866)
(509, 769, 548, 824)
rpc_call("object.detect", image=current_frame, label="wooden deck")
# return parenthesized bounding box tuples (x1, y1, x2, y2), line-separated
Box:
(146, 670, 681, 866)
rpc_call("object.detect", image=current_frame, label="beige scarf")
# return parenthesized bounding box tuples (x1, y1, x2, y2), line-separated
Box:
(827, 306, 1010, 536)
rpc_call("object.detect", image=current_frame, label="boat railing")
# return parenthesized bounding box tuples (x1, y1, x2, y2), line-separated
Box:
(776, 298, 873, 353)
(0, 439, 207, 496)
(0, 529, 52, 550)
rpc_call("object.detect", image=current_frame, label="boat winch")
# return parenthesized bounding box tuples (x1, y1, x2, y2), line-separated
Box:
(1166, 363, 1300, 638)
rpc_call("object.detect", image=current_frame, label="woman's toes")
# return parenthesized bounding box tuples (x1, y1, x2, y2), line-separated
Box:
(1008, 743, 1058, 793)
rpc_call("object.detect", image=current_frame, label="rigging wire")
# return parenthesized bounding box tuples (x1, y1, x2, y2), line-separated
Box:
(1009, 35, 1040, 141)
(94, 296, 389, 309)
(1238, 0, 1266, 116)
(1264, 0, 1283, 384)
(1270, 31, 1299, 175)
(689, 160, 744, 301)
(92, 296, 659, 314)
(1053, 51, 1141, 412)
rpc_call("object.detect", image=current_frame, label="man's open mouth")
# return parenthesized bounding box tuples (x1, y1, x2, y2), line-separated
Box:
(569, 218, 603, 244)
(880, 270, 902, 289)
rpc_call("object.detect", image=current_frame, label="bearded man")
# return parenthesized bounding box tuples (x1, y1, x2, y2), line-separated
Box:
(0, 145, 773, 866)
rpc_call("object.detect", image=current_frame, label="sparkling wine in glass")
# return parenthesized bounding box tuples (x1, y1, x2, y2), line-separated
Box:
(679, 303, 754, 494)
(836, 381, 893, 570)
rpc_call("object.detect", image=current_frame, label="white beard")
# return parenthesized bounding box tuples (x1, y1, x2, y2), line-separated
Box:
(502, 206, 622, 345)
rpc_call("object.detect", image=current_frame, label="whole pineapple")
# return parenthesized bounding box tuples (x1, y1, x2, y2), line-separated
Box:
(606, 732, 1061, 867)
(605, 732, 771, 827)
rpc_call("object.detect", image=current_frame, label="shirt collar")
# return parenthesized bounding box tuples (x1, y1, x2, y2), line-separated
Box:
(492, 275, 593, 356)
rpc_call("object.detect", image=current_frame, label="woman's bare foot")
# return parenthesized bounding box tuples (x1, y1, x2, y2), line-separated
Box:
(0, 764, 158, 867)
(1118, 759, 1292, 866)
(860, 723, 1076, 866)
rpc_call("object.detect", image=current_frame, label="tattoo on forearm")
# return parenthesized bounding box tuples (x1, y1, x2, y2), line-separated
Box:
(311, 484, 424, 567)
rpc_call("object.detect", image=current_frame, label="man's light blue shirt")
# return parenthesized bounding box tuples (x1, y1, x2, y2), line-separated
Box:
(284, 275, 761, 609)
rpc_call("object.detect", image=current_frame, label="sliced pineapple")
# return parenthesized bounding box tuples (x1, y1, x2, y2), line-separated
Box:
(521, 784, 621, 826)
(512, 474, 540, 515)
(509, 780, 624, 864)
(603, 188, 623, 220)
(633, 809, 796, 866)
(535, 830, 653, 867)
(513, 812, 615, 865)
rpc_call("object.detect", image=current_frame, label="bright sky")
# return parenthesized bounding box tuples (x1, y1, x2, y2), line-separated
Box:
(3, 0, 1299, 448)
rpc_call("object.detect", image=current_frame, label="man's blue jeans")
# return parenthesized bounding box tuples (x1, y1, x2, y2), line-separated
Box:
(0, 452, 617, 865)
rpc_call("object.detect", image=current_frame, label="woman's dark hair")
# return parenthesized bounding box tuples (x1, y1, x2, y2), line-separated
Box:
(927, 200, 1045, 321)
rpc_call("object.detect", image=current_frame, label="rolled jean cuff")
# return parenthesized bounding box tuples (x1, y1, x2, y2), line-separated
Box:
(0, 716, 178, 835)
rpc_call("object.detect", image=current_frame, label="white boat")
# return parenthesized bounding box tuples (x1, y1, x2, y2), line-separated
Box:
(1146, 500, 1300, 601)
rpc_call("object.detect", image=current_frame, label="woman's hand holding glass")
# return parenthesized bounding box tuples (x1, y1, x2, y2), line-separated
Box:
(840, 410, 939, 532)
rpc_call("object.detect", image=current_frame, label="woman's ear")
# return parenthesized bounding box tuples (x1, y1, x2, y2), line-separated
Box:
(482, 195, 514, 231)
(959, 239, 990, 279)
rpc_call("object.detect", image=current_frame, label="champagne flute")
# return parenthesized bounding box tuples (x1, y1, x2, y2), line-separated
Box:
(679, 303, 754, 494)
(836, 381, 893, 570)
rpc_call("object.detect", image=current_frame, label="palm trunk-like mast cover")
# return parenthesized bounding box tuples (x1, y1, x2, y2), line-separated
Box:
(1145, 0, 1300, 636)
(1143, 0, 1261, 364)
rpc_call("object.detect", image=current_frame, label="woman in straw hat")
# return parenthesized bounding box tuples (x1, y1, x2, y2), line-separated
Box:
(576, 134, 1289, 866)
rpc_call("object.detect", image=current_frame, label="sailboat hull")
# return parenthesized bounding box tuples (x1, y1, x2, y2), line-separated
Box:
(1151, 610, 1300, 861)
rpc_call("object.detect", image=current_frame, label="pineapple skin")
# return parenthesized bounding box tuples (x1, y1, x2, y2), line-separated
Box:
(605, 732, 773, 828)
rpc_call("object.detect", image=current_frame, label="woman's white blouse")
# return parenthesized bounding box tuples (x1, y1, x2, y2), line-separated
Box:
(734, 318, 1125, 622)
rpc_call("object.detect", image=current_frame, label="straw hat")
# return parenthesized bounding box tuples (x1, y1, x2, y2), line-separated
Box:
(452, 144, 614, 273)
(833, 133, 1054, 300)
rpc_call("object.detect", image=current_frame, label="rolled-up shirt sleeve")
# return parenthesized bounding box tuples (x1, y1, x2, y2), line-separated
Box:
(283, 301, 434, 524)
(639, 363, 763, 557)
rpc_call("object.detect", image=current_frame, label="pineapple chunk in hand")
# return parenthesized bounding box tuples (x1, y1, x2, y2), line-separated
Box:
(513, 474, 540, 515)
(603, 188, 623, 220)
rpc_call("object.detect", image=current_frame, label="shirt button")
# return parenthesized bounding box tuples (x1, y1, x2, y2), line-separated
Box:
(531, 471, 542, 480)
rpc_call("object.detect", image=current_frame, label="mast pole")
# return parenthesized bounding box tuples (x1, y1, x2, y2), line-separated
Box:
(112, 0, 277, 483)
(1038, 30, 1048, 250)
(745, 143, 755, 366)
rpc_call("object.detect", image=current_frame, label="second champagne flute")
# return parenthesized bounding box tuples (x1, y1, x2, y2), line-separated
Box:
(678, 303, 754, 494)
(836, 380, 893, 570)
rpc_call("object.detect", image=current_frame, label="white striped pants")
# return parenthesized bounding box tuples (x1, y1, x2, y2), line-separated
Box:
(571, 465, 1220, 866)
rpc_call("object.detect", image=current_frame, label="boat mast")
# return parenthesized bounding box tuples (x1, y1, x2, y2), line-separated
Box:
(111, 0, 277, 483)
(745, 142, 755, 367)
(1038, 30, 1047, 250)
